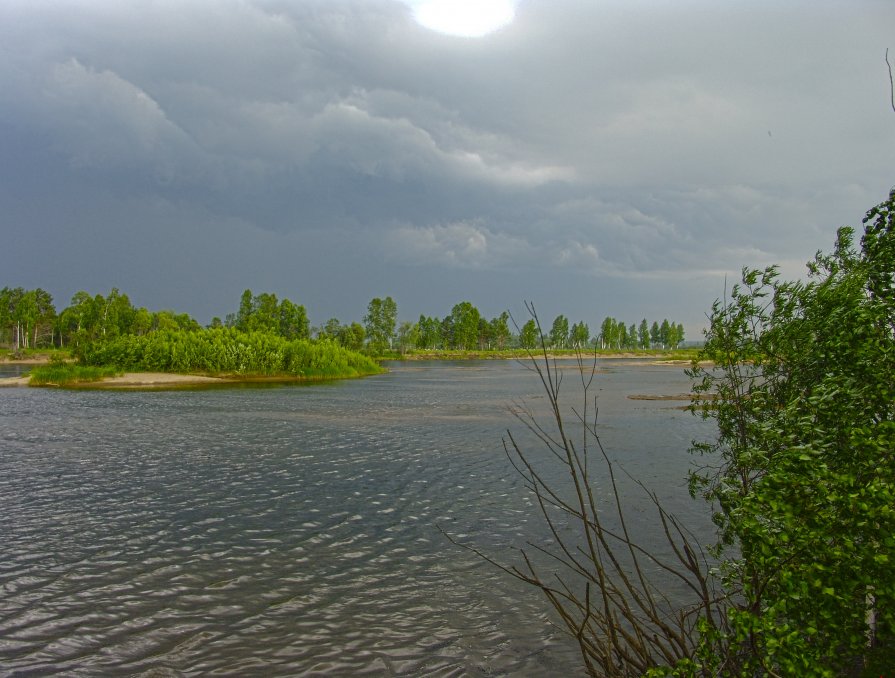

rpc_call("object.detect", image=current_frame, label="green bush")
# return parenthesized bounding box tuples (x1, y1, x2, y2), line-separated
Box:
(29, 364, 121, 386)
(686, 190, 895, 674)
(76, 327, 382, 379)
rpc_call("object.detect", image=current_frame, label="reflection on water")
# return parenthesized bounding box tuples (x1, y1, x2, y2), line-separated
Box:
(0, 360, 712, 675)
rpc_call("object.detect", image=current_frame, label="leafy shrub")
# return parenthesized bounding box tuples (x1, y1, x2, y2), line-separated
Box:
(77, 327, 382, 379)
(29, 364, 121, 386)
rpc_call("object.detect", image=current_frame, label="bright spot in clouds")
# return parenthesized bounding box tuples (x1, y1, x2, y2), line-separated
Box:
(408, 0, 516, 37)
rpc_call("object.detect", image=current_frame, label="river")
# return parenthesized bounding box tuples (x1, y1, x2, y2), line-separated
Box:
(0, 359, 714, 676)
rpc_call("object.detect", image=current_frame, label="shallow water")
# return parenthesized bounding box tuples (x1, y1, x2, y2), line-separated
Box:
(0, 359, 713, 676)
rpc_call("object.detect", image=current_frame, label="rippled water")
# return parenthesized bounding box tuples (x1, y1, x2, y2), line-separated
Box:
(0, 360, 712, 676)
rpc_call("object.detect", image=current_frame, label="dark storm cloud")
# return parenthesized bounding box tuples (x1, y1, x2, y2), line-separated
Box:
(1, 0, 893, 331)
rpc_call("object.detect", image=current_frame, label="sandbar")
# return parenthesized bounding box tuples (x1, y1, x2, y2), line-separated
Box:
(0, 376, 31, 387)
(0, 372, 235, 389)
(96, 372, 235, 388)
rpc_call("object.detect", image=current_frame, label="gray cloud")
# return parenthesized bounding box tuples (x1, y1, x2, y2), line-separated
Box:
(1, 0, 893, 335)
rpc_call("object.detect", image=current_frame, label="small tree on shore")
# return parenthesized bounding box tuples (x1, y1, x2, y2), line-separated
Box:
(688, 189, 895, 674)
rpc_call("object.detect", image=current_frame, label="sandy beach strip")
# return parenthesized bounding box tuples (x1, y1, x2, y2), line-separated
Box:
(91, 372, 233, 388)
(0, 376, 31, 387)
(0, 372, 233, 389)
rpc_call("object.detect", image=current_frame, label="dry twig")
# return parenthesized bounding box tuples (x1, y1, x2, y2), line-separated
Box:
(887, 49, 895, 113)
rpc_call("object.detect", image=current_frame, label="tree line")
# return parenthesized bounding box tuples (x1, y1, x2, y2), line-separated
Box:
(0, 287, 201, 351)
(355, 297, 686, 353)
(0, 286, 686, 355)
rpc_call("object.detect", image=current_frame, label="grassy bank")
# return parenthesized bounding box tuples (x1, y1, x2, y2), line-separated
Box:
(77, 328, 384, 380)
(29, 364, 122, 386)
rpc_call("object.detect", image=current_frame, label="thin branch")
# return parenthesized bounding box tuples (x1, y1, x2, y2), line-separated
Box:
(887, 48, 895, 113)
(443, 302, 734, 676)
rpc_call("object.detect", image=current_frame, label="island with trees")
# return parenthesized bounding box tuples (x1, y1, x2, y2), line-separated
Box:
(0, 283, 692, 388)
(0, 288, 383, 387)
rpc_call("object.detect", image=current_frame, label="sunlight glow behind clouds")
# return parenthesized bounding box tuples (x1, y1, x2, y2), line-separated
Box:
(1, 0, 892, 332)
(408, 0, 516, 37)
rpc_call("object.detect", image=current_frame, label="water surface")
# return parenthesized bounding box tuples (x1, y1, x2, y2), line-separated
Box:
(0, 359, 712, 676)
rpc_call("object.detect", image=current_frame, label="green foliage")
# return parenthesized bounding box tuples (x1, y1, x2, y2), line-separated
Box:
(489, 311, 511, 349)
(650, 320, 661, 347)
(596, 315, 685, 350)
(549, 314, 569, 348)
(337, 322, 365, 351)
(570, 320, 590, 348)
(29, 363, 121, 386)
(317, 317, 342, 341)
(0, 286, 56, 349)
(314, 318, 365, 352)
(626, 322, 638, 349)
(278, 298, 309, 340)
(234, 289, 309, 339)
(449, 301, 480, 350)
(659, 318, 671, 348)
(519, 318, 538, 349)
(77, 327, 382, 379)
(417, 314, 442, 349)
(688, 190, 895, 674)
(409, 307, 511, 351)
(53, 288, 201, 349)
(397, 320, 419, 354)
(639, 318, 650, 348)
(3, 281, 687, 358)
(364, 296, 398, 353)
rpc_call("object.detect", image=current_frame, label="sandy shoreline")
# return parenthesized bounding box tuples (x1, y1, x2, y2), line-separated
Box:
(0, 372, 236, 389)
(0, 376, 32, 387)
(0, 371, 368, 389)
(97, 373, 236, 388)
(0, 353, 704, 389)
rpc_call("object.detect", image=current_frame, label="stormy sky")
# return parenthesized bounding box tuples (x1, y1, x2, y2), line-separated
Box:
(1, 1, 893, 335)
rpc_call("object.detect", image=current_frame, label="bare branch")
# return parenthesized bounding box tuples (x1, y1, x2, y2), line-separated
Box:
(887, 48, 895, 113)
(442, 303, 734, 676)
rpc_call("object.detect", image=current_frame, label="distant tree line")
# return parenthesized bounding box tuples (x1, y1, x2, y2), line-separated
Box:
(597, 316, 685, 350)
(0, 286, 200, 351)
(0, 287, 686, 355)
(373, 301, 684, 353)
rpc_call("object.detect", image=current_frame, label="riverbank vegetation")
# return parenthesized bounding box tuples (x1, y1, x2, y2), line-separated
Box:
(0, 288, 380, 384)
(683, 190, 895, 675)
(0, 282, 692, 387)
(0, 284, 690, 360)
(29, 363, 121, 386)
(75, 328, 382, 379)
(457, 190, 895, 676)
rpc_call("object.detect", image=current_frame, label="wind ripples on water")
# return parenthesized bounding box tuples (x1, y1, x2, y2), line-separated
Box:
(0, 360, 709, 676)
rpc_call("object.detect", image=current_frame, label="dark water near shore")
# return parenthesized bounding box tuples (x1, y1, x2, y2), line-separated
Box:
(0, 360, 713, 676)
